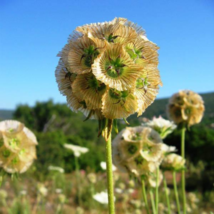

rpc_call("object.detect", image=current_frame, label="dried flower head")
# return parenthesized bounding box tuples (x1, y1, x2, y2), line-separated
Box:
(93, 191, 116, 204)
(58, 194, 66, 204)
(112, 126, 165, 177)
(37, 183, 48, 197)
(0, 120, 37, 174)
(48, 165, 64, 173)
(161, 153, 185, 171)
(87, 172, 97, 184)
(64, 144, 89, 157)
(167, 90, 204, 127)
(142, 116, 177, 139)
(100, 161, 117, 171)
(76, 207, 84, 214)
(55, 18, 162, 139)
(187, 192, 199, 203)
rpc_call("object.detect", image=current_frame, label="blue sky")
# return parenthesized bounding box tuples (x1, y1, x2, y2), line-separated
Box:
(0, 0, 214, 109)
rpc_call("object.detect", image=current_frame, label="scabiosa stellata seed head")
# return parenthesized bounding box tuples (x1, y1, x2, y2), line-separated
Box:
(0, 120, 37, 174)
(167, 90, 204, 127)
(112, 126, 165, 178)
(55, 18, 162, 139)
(161, 153, 185, 172)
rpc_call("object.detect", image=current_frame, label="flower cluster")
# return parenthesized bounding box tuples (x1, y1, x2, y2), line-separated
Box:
(161, 153, 185, 171)
(64, 144, 89, 157)
(0, 120, 37, 174)
(142, 116, 177, 139)
(167, 90, 204, 127)
(112, 126, 167, 186)
(55, 18, 162, 123)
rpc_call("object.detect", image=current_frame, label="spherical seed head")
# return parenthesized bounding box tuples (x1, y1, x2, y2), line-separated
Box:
(112, 126, 165, 177)
(87, 172, 97, 184)
(167, 90, 204, 127)
(142, 116, 177, 139)
(161, 153, 185, 171)
(0, 120, 37, 174)
(55, 18, 162, 121)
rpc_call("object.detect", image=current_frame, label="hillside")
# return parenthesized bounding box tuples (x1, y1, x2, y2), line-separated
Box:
(0, 92, 213, 126)
(0, 109, 13, 120)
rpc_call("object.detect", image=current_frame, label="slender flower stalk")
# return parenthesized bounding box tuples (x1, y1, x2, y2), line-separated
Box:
(149, 189, 156, 214)
(181, 126, 186, 214)
(173, 171, 181, 214)
(74, 156, 81, 205)
(142, 179, 150, 214)
(106, 133, 115, 214)
(155, 168, 159, 213)
(163, 174, 171, 214)
(167, 90, 204, 214)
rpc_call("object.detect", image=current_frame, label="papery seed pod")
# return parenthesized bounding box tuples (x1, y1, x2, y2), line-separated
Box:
(112, 126, 165, 177)
(167, 90, 204, 127)
(161, 153, 185, 171)
(87, 173, 97, 184)
(142, 116, 177, 139)
(0, 120, 37, 174)
(55, 18, 162, 138)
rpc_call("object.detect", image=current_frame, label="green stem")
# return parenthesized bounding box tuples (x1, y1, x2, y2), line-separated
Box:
(149, 189, 156, 214)
(105, 133, 115, 214)
(155, 168, 159, 213)
(142, 179, 150, 214)
(74, 156, 81, 205)
(163, 174, 171, 214)
(181, 126, 186, 214)
(173, 171, 181, 214)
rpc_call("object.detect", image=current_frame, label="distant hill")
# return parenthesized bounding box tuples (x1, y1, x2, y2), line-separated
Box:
(0, 109, 13, 120)
(0, 92, 213, 125)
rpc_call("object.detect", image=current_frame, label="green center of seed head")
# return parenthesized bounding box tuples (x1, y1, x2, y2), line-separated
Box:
(88, 75, 106, 92)
(19, 148, 26, 156)
(127, 144, 138, 154)
(131, 133, 142, 141)
(136, 77, 149, 89)
(79, 101, 87, 109)
(185, 107, 192, 115)
(126, 46, 143, 60)
(109, 89, 129, 100)
(9, 138, 20, 148)
(2, 149, 11, 158)
(143, 143, 152, 153)
(105, 56, 126, 78)
(12, 157, 19, 164)
(135, 156, 144, 165)
(83, 45, 99, 67)
(0, 138, 4, 147)
(106, 33, 119, 43)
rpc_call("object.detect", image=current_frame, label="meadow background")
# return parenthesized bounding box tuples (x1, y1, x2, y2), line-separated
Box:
(0, 92, 213, 213)
(0, 0, 214, 213)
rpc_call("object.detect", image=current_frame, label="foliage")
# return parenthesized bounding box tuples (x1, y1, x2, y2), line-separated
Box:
(0, 95, 213, 188)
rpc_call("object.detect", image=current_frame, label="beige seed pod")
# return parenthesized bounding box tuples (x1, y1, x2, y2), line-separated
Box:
(161, 153, 185, 171)
(55, 18, 162, 138)
(112, 126, 165, 177)
(167, 90, 204, 127)
(0, 120, 37, 174)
